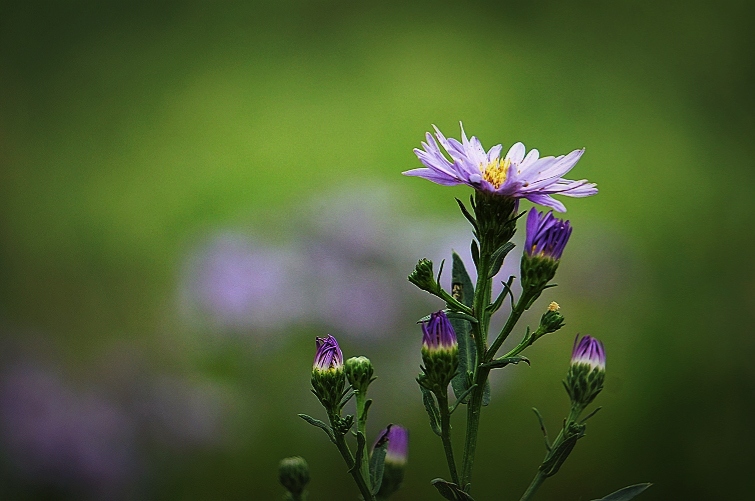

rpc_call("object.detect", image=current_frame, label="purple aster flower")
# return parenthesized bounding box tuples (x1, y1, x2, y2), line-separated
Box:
(374, 424, 409, 466)
(570, 335, 606, 372)
(524, 208, 573, 260)
(404, 122, 597, 211)
(313, 335, 344, 372)
(421, 311, 457, 352)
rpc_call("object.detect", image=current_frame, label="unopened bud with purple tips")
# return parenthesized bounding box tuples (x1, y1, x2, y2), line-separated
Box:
(311, 335, 346, 412)
(373, 425, 409, 498)
(565, 335, 606, 412)
(521, 208, 573, 292)
(418, 311, 459, 392)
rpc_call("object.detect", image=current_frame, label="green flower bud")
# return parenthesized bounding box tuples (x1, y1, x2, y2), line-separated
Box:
(278, 456, 310, 499)
(408, 258, 439, 294)
(344, 356, 374, 395)
(539, 302, 565, 335)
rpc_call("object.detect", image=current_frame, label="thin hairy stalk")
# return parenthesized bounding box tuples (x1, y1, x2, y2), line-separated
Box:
(486, 289, 537, 361)
(329, 414, 375, 501)
(355, 392, 371, 488)
(436, 391, 460, 485)
(459, 246, 493, 488)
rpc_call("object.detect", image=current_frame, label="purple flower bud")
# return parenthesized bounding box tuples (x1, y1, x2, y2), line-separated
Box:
(374, 424, 409, 466)
(570, 335, 606, 372)
(313, 335, 343, 372)
(421, 311, 458, 352)
(524, 208, 572, 260)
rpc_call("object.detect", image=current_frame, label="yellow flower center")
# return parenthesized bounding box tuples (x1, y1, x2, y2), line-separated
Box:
(480, 158, 511, 189)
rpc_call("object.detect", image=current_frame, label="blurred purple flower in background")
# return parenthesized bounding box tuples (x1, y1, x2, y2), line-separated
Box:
(0, 363, 138, 498)
(179, 232, 307, 335)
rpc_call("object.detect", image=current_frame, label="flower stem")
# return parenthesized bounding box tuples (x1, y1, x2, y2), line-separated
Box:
(329, 413, 375, 501)
(519, 471, 546, 501)
(486, 289, 536, 361)
(355, 392, 372, 489)
(459, 247, 493, 488)
(436, 391, 460, 485)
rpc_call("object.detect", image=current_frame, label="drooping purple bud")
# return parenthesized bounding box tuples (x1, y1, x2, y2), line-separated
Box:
(421, 311, 458, 352)
(570, 335, 606, 372)
(372, 425, 409, 498)
(524, 208, 572, 260)
(313, 335, 343, 372)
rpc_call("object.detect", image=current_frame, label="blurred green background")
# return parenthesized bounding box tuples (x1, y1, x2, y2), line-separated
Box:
(1, 0, 754, 499)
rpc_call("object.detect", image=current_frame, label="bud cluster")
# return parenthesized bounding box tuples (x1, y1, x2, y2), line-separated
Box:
(408, 258, 440, 295)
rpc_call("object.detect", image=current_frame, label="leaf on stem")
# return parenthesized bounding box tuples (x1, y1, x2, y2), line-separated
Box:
(482, 380, 491, 407)
(370, 428, 390, 495)
(419, 385, 442, 436)
(449, 252, 476, 403)
(488, 242, 515, 279)
(455, 198, 478, 231)
(480, 356, 531, 370)
(349, 430, 367, 474)
(591, 483, 652, 501)
(298, 414, 335, 443)
(532, 407, 551, 451)
(431, 478, 476, 501)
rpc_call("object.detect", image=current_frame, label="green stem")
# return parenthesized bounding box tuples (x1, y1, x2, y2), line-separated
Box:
(486, 289, 536, 361)
(436, 391, 460, 485)
(329, 414, 375, 501)
(355, 392, 371, 490)
(459, 248, 493, 488)
(459, 366, 490, 488)
(519, 407, 581, 501)
(519, 471, 546, 501)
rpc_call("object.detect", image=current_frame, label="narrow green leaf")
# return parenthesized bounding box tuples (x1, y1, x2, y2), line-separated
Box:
(449, 252, 476, 402)
(419, 385, 442, 436)
(591, 483, 652, 501)
(455, 198, 478, 231)
(431, 478, 476, 500)
(349, 430, 367, 473)
(370, 429, 390, 495)
(298, 413, 335, 443)
(482, 379, 491, 406)
(471, 240, 480, 269)
(417, 310, 477, 324)
(488, 242, 515, 278)
(481, 356, 531, 369)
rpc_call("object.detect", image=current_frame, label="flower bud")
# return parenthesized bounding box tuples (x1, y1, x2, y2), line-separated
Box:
(344, 356, 374, 395)
(564, 335, 606, 411)
(373, 425, 409, 498)
(408, 258, 439, 294)
(521, 208, 572, 292)
(278, 456, 310, 498)
(418, 311, 459, 392)
(539, 302, 565, 335)
(311, 335, 346, 411)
